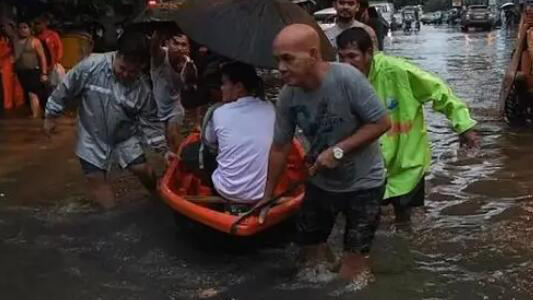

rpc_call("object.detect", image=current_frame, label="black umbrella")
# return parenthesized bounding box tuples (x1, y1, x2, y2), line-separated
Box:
(175, 0, 335, 68)
(126, 1, 183, 35)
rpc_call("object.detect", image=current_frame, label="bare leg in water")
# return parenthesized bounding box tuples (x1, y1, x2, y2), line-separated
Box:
(28, 92, 42, 118)
(85, 172, 116, 209)
(128, 162, 158, 196)
(338, 252, 371, 281)
(298, 243, 337, 268)
(394, 206, 412, 224)
(166, 120, 183, 153)
(84, 163, 157, 210)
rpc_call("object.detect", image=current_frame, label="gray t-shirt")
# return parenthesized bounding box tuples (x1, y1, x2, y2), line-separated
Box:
(150, 49, 186, 123)
(274, 63, 386, 192)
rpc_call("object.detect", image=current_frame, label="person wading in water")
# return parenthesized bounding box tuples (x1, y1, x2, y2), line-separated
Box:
(256, 24, 390, 281)
(337, 27, 479, 225)
(13, 20, 48, 118)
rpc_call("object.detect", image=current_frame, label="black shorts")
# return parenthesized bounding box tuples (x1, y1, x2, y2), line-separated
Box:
(79, 155, 147, 175)
(383, 177, 425, 211)
(180, 141, 218, 191)
(295, 183, 385, 254)
(16, 69, 48, 100)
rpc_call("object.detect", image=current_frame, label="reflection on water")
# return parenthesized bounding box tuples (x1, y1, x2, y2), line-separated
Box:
(1, 26, 532, 300)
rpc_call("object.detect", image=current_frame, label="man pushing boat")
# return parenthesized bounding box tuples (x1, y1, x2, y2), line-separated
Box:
(255, 24, 390, 281)
(44, 31, 170, 209)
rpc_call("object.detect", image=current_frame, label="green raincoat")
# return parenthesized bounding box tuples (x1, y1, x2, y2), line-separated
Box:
(368, 52, 477, 199)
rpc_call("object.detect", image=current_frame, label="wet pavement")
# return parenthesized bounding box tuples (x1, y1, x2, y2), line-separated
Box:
(1, 25, 533, 300)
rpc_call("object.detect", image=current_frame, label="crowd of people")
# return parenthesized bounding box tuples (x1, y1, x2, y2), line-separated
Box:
(13, 0, 480, 283)
(0, 14, 64, 118)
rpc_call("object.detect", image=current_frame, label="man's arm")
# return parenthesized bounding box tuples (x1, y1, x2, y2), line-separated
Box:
(44, 57, 91, 135)
(138, 91, 169, 154)
(336, 115, 390, 154)
(54, 32, 63, 62)
(255, 89, 296, 216)
(33, 38, 47, 76)
(150, 30, 166, 69)
(313, 68, 390, 171)
(263, 142, 292, 199)
(45, 58, 93, 118)
(407, 64, 477, 134)
(312, 117, 390, 172)
(344, 68, 390, 152)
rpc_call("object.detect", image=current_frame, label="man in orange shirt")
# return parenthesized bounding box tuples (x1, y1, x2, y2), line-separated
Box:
(34, 14, 63, 74)
(1, 20, 24, 110)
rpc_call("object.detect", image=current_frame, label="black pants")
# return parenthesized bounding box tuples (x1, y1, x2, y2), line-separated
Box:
(296, 183, 385, 254)
(16, 69, 48, 106)
(383, 177, 425, 213)
(181, 141, 218, 190)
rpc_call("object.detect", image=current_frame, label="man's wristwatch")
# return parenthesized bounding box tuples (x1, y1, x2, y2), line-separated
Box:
(332, 146, 344, 160)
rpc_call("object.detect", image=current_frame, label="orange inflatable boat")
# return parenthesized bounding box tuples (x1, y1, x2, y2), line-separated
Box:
(159, 132, 306, 236)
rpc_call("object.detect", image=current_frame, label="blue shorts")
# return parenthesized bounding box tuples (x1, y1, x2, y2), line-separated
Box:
(79, 155, 147, 175)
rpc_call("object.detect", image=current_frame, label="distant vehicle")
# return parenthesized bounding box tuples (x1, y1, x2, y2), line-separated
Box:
(461, 5, 496, 31)
(446, 8, 461, 25)
(370, 2, 395, 27)
(291, 0, 317, 14)
(420, 13, 433, 24)
(421, 11, 443, 25)
(313, 7, 337, 31)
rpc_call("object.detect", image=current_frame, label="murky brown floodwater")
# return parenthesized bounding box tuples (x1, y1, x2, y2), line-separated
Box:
(1, 26, 532, 300)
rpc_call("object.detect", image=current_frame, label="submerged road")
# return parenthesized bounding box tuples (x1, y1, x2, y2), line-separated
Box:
(0, 25, 532, 300)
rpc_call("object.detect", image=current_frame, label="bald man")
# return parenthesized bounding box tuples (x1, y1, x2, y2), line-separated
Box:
(256, 24, 390, 281)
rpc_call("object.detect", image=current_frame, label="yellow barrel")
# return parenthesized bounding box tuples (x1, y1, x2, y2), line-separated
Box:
(61, 32, 93, 70)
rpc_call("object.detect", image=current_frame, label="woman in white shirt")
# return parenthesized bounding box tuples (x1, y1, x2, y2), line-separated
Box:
(193, 62, 275, 204)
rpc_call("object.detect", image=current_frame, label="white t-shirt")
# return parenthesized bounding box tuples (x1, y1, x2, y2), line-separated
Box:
(204, 96, 276, 203)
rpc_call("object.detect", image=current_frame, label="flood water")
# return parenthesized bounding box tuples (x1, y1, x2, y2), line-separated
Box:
(1, 26, 533, 300)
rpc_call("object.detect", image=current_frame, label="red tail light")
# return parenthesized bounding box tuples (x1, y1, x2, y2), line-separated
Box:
(148, 0, 157, 8)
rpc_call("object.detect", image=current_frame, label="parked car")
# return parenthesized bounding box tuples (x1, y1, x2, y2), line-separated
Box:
(421, 11, 444, 25)
(313, 7, 337, 31)
(446, 8, 461, 25)
(420, 13, 433, 24)
(371, 1, 395, 27)
(461, 5, 495, 31)
(292, 0, 318, 14)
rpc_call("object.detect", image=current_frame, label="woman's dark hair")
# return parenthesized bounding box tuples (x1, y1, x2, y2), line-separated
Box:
(336, 27, 373, 53)
(220, 61, 264, 99)
(117, 30, 150, 65)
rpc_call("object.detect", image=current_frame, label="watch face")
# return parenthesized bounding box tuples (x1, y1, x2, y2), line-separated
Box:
(333, 147, 343, 159)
